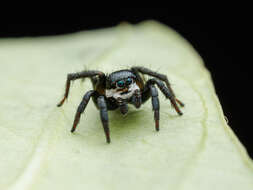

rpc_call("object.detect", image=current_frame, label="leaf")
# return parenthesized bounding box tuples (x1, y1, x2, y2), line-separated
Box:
(0, 21, 253, 190)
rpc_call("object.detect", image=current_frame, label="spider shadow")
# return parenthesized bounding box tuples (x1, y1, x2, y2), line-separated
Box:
(105, 106, 159, 142)
(66, 105, 151, 144)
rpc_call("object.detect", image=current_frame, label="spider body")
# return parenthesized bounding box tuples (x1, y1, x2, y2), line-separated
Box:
(57, 67, 184, 143)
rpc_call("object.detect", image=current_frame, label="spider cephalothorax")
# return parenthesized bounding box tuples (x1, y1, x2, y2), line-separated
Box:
(105, 70, 139, 100)
(57, 67, 184, 143)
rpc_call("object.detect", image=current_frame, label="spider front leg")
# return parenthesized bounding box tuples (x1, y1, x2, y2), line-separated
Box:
(131, 66, 184, 107)
(150, 85, 160, 131)
(57, 70, 104, 107)
(147, 78, 183, 116)
(97, 96, 110, 143)
(71, 90, 95, 133)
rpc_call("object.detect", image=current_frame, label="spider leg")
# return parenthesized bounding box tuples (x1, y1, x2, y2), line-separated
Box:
(57, 70, 104, 107)
(71, 90, 96, 133)
(131, 67, 145, 88)
(97, 96, 110, 143)
(150, 85, 160, 131)
(131, 66, 184, 107)
(147, 78, 183, 116)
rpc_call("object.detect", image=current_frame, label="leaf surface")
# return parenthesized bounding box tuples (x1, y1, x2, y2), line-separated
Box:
(0, 21, 253, 190)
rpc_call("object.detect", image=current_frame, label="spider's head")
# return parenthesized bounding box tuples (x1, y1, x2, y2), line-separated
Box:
(105, 70, 139, 100)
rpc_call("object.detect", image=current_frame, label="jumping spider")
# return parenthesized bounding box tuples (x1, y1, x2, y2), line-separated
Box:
(57, 67, 184, 143)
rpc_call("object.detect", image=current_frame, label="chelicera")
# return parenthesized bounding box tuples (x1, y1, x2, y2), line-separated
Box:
(57, 67, 184, 143)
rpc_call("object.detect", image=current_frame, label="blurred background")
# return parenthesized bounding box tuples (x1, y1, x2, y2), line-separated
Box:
(1, 8, 252, 157)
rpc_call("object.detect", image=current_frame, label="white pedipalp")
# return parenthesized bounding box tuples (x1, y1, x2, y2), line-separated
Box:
(105, 83, 140, 100)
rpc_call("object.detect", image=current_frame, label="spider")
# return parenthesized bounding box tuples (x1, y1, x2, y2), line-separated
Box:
(57, 66, 184, 143)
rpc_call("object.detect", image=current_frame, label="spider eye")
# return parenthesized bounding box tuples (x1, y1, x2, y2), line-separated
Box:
(125, 78, 132, 85)
(117, 80, 125, 88)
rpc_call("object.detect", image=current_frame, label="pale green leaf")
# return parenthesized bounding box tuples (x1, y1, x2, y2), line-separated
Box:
(1, 21, 253, 190)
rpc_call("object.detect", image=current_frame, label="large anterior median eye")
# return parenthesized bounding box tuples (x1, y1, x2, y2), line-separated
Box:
(117, 80, 125, 88)
(125, 78, 132, 85)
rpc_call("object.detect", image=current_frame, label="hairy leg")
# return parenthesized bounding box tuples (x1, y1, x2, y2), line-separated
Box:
(71, 90, 96, 133)
(131, 66, 184, 107)
(150, 85, 160, 131)
(97, 96, 110, 143)
(147, 78, 183, 116)
(57, 70, 104, 107)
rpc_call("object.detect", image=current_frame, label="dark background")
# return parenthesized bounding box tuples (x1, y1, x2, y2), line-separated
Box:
(1, 8, 252, 157)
